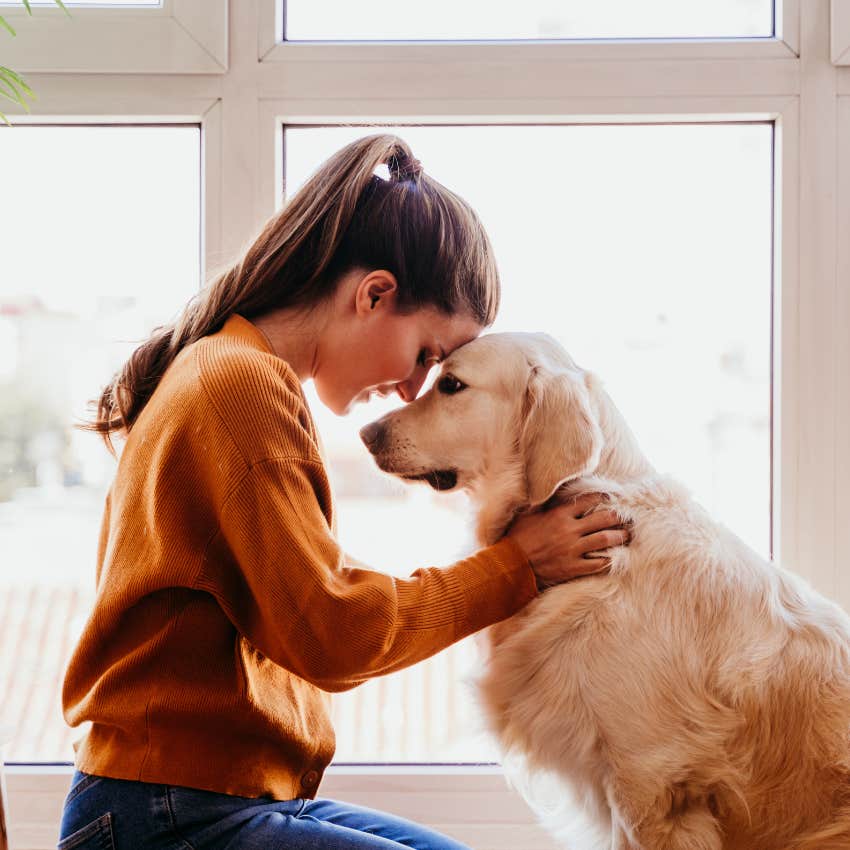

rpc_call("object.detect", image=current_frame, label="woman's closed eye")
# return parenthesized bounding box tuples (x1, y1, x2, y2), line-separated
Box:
(417, 349, 441, 369)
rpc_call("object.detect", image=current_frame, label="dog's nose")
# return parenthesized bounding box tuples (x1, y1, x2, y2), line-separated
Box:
(359, 421, 386, 453)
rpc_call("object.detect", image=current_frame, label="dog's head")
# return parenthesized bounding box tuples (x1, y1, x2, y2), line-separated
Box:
(359, 332, 604, 508)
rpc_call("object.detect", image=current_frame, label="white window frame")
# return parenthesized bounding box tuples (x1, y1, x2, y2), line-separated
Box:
(5, 1, 850, 847)
(838, 94, 850, 606)
(0, 0, 228, 73)
(833, 0, 850, 63)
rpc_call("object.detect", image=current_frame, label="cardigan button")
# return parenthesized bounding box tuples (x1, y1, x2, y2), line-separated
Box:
(301, 770, 319, 787)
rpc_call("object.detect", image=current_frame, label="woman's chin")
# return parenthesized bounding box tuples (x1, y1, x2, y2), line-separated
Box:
(350, 390, 373, 410)
(338, 391, 370, 416)
(317, 385, 372, 416)
(314, 387, 348, 416)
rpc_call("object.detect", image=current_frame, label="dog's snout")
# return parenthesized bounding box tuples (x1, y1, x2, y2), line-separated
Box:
(359, 421, 387, 454)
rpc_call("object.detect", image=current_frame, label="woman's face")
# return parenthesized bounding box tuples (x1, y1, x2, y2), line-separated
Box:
(314, 271, 484, 416)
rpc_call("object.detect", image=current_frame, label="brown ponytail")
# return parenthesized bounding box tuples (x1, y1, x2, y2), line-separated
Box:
(81, 133, 500, 453)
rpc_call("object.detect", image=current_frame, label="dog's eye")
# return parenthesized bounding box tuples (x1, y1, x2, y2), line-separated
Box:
(437, 374, 466, 395)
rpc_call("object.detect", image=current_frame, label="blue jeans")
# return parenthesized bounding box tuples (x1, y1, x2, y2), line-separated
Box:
(58, 770, 473, 850)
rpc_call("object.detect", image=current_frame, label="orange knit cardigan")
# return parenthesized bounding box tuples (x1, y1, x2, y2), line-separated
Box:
(62, 314, 537, 800)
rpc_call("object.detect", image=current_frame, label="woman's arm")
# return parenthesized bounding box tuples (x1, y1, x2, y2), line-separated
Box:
(196, 453, 538, 691)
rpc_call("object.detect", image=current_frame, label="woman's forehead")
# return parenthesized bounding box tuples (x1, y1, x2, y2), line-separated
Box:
(419, 309, 482, 351)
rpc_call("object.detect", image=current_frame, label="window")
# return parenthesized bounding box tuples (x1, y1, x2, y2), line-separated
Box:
(0, 125, 201, 761)
(284, 0, 774, 41)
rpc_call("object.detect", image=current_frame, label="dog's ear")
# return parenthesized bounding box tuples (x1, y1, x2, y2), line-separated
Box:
(520, 366, 604, 506)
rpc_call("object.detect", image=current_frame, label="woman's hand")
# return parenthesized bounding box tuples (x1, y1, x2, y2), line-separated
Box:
(505, 492, 631, 590)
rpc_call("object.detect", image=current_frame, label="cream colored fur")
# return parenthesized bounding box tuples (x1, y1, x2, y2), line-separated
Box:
(363, 332, 850, 849)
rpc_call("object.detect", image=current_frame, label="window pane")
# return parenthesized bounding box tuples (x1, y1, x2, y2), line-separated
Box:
(285, 0, 773, 41)
(0, 125, 200, 761)
(284, 123, 773, 761)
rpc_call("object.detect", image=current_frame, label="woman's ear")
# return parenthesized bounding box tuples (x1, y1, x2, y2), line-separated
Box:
(354, 270, 398, 316)
(519, 366, 604, 506)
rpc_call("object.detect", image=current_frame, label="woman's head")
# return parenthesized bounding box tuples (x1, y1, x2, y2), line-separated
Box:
(84, 133, 501, 449)
(284, 266, 485, 416)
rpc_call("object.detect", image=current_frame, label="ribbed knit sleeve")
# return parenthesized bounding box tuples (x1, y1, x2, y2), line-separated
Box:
(196, 454, 536, 692)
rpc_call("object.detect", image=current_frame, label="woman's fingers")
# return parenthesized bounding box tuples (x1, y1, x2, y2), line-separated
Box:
(564, 554, 611, 579)
(576, 508, 625, 535)
(506, 493, 632, 589)
(577, 528, 631, 556)
(566, 491, 610, 518)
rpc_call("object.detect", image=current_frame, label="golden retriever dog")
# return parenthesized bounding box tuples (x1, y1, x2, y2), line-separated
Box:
(359, 332, 850, 850)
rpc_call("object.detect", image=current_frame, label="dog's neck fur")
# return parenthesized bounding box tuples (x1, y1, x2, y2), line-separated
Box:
(470, 379, 655, 547)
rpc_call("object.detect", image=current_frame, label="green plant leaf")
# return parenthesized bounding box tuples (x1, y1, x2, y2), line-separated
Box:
(0, 86, 22, 107)
(0, 90, 27, 111)
(1, 65, 35, 97)
(0, 71, 26, 106)
(0, 68, 36, 112)
(0, 70, 31, 101)
(0, 15, 17, 37)
(53, 0, 72, 18)
(0, 80, 32, 111)
(22, 0, 32, 15)
(0, 111, 12, 127)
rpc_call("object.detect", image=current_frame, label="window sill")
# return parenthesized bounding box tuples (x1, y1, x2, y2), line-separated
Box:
(5, 763, 559, 850)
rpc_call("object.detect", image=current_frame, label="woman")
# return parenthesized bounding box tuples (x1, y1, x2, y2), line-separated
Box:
(58, 134, 630, 849)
